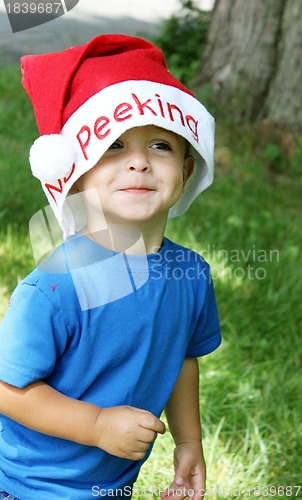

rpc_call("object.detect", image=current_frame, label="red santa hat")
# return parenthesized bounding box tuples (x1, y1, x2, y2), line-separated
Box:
(22, 34, 215, 236)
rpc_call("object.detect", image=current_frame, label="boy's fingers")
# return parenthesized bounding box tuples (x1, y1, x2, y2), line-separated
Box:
(156, 418, 166, 434)
(138, 428, 158, 444)
(174, 461, 191, 486)
(146, 417, 166, 435)
(139, 411, 166, 434)
(160, 481, 187, 499)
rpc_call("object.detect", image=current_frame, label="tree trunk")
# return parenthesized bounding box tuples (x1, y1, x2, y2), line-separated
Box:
(195, 0, 302, 132)
(264, 0, 302, 129)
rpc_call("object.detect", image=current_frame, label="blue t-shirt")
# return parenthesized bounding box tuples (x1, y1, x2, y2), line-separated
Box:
(0, 234, 221, 499)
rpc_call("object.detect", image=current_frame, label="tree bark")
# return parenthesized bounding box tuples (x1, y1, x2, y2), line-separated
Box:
(263, 0, 302, 129)
(196, 0, 302, 132)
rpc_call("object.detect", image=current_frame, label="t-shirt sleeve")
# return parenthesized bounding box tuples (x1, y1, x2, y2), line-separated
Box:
(0, 280, 69, 388)
(186, 268, 222, 357)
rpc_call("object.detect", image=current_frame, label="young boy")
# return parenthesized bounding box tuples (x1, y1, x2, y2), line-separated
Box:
(0, 34, 221, 499)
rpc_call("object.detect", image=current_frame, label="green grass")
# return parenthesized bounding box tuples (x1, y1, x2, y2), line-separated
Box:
(1, 63, 301, 499)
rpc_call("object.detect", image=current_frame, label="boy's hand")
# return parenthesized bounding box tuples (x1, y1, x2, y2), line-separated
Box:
(93, 405, 166, 460)
(161, 442, 206, 500)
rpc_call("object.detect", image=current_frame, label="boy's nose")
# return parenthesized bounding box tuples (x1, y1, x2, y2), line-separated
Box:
(125, 150, 150, 172)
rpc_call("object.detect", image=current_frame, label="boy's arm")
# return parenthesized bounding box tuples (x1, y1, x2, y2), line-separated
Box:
(162, 358, 206, 500)
(0, 380, 165, 461)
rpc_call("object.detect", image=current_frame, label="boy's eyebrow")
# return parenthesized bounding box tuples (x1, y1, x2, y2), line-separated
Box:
(157, 128, 189, 155)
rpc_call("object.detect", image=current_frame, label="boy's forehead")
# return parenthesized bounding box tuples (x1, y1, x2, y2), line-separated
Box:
(117, 125, 185, 142)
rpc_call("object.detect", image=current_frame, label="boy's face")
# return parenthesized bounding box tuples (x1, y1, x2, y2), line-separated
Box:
(76, 125, 194, 228)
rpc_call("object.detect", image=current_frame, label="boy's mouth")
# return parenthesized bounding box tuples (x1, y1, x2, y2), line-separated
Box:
(118, 187, 155, 194)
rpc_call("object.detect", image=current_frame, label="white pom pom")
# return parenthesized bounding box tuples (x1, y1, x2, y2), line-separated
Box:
(29, 134, 76, 182)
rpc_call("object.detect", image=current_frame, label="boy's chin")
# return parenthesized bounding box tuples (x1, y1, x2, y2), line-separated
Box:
(104, 207, 169, 226)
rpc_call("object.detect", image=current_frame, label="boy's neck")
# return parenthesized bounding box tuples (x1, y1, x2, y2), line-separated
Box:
(82, 219, 166, 255)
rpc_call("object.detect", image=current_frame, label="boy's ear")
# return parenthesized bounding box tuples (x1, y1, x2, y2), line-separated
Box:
(183, 156, 195, 186)
(68, 182, 79, 195)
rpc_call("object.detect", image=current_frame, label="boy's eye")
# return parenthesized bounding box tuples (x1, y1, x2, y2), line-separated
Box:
(108, 141, 123, 150)
(151, 142, 172, 151)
